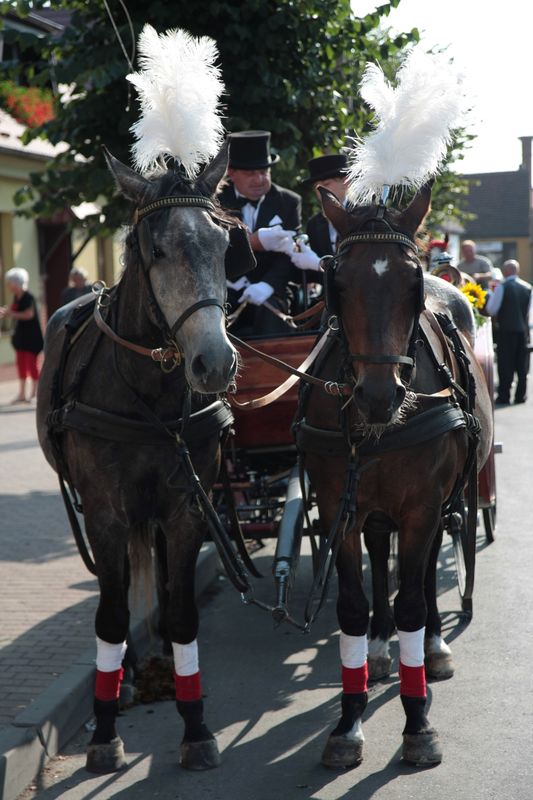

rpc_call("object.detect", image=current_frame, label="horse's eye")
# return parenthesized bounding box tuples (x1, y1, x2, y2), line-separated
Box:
(153, 246, 165, 259)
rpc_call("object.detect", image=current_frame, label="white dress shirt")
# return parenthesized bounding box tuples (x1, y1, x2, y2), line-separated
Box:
(234, 189, 264, 230)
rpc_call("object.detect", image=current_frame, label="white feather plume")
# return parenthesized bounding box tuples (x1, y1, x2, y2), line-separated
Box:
(346, 48, 467, 204)
(127, 25, 225, 177)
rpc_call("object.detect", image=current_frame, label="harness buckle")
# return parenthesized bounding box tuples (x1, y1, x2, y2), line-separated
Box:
(150, 347, 182, 372)
(327, 315, 340, 332)
(93, 281, 112, 307)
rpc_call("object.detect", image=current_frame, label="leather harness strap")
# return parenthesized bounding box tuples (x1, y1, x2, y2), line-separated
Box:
(94, 291, 225, 369)
(228, 330, 353, 399)
(228, 329, 333, 409)
(94, 301, 180, 363)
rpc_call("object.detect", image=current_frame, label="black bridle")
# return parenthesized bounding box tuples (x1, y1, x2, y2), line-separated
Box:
(95, 193, 227, 371)
(321, 227, 426, 384)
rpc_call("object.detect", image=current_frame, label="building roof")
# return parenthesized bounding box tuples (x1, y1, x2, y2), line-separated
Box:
(4, 9, 69, 35)
(0, 109, 67, 160)
(460, 169, 531, 238)
(27, 9, 70, 32)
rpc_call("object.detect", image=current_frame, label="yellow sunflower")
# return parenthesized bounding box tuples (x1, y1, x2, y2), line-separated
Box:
(460, 281, 487, 310)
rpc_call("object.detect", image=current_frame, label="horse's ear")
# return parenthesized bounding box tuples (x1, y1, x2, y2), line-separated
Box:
(197, 140, 229, 197)
(102, 146, 150, 203)
(398, 180, 434, 233)
(318, 186, 353, 237)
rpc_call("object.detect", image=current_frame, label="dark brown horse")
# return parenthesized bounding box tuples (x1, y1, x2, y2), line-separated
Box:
(296, 183, 492, 768)
(36, 144, 249, 773)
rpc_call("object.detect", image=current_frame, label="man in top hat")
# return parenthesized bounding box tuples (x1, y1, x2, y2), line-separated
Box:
(218, 130, 302, 336)
(288, 154, 349, 279)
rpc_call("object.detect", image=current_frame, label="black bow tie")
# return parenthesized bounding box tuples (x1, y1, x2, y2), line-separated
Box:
(233, 195, 261, 210)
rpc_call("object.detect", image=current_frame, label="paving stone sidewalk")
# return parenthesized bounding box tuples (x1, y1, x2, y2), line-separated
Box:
(0, 374, 99, 729)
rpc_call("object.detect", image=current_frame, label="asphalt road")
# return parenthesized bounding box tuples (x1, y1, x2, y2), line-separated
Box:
(16, 400, 533, 800)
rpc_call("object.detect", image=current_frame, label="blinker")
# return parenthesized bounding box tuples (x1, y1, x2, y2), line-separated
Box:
(320, 255, 339, 317)
(137, 218, 154, 271)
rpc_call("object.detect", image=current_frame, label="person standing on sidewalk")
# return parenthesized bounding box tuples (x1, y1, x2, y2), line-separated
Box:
(0, 267, 44, 403)
(457, 239, 495, 289)
(485, 259, 532, 405)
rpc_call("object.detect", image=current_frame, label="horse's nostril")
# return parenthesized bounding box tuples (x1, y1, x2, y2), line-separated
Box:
(395, 384, 406, 407)
(191, 354, 207, 379)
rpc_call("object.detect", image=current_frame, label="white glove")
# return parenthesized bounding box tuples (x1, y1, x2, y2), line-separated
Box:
(226, 276, 249, 291)
(257, 225, 295, 254)
(239, 281, 274, 306)
(290, 242, 321, 272)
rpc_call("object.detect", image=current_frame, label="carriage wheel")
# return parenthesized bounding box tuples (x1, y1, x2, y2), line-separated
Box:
(449, 511, 467, 597)
(483, 502, 496, 543)
(448, 500, 474, 619)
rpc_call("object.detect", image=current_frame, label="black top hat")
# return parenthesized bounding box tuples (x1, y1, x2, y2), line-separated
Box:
(301, 154, 348, 187)
(227, 130, 280, 169)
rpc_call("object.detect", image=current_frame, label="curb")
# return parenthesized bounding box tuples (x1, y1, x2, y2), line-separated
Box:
(0, 543, 221, 800)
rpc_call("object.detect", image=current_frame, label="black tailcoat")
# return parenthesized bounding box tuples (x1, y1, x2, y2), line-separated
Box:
(219, 182, 302, 297)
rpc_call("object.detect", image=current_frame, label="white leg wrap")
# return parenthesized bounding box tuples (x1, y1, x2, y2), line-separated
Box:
(172, 640, 199, 676)
(339, 632, 368, 669)
(397, 628, 425, 667)
(96, 637, 127, 672)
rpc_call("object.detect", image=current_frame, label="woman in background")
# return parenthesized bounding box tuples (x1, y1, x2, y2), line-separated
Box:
(0, 268, 44, 403)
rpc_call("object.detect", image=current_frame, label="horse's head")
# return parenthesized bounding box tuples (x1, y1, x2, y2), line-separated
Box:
(320, 184, 431, 430)
(105, 142, 237, 394)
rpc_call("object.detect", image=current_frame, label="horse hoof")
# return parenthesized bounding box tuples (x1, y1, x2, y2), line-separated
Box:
(425, 651, 455, 680)
(86, 737, 126, 773)
(368, 655, 392, 681)
(402, 731, 442, 766)
(321, 732, 364, 769)
(180, 738, 221, 770)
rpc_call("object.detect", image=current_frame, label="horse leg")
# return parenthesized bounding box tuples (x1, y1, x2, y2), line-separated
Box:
(424, 524, 454, 680)
(395, 517, 443, 766)
(85, 521, 130, 774)
(162, 513, 221, 771)
(154, 524, 172, 655)
(322, 534, 369, 769)
(364, 513, 395, 681)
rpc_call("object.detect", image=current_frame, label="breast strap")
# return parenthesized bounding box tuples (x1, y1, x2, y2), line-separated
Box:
(48, 398, 233, 446)
(294, 399, 467, 458)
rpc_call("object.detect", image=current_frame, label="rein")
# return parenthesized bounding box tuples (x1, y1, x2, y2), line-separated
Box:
(93, 287, 224, 372)
(228, 330, 353, 404)
(228, 329, 337, 410)
(227, 229, 423, 408)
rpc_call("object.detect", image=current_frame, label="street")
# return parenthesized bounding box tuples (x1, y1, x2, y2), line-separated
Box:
(14, 400, 533, 800)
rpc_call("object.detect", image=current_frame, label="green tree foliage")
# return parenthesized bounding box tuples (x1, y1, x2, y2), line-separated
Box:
(0, 0, 467, 238)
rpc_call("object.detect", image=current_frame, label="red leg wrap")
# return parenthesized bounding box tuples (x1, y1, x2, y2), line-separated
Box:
(95, 668, 123, 702)
(399, 663, 426, 698)
(342, 663, 368, 694)
(175, 671, 202, 702)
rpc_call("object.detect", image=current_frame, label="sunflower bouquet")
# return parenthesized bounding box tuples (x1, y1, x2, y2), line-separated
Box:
(460, 281, 488, 328)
